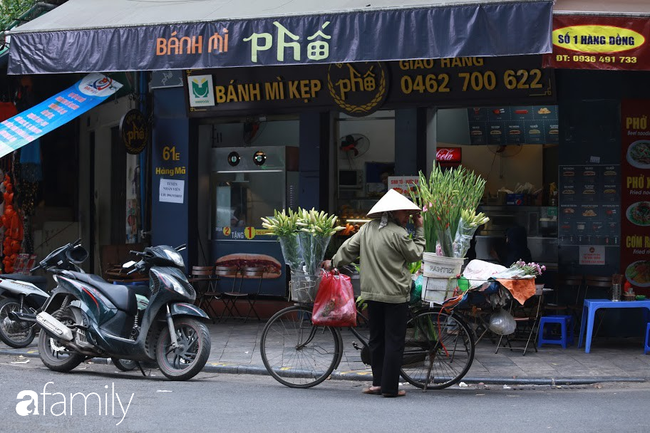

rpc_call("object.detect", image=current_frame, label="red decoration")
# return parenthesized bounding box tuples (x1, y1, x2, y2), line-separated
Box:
(1, 174, 23, 273)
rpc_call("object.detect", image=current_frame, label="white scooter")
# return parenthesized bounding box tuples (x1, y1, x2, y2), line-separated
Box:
(0, 241, 89, 348)
(0, 273, 49, 347)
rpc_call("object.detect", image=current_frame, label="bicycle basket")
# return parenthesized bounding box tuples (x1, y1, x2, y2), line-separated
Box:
(289, 270, 320, 303)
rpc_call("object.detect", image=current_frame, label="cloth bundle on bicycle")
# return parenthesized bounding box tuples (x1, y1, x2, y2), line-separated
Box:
(312, 270, 357, 327)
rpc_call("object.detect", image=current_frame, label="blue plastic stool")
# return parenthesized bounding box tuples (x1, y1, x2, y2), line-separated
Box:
(644, 322, 650, 355)
(538, 315, 573, 349)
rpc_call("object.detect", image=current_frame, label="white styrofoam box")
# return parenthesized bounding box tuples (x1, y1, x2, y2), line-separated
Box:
(422, 253, 464, 278)
(421, 275, 457, 304)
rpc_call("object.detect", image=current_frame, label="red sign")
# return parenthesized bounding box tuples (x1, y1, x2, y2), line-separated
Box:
(436, 147, 462, 163)
(620, 100, 650, 296)
(544, 15, 650, 71)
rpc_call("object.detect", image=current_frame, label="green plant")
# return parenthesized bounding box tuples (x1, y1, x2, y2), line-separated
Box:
(0, 0, 37, 31)
(411, 164, 487, 255)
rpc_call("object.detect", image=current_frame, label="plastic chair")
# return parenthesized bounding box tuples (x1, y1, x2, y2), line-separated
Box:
(538, 315, 574, 349)
(188, 265, 222, 323)
(644, 322, 650, 355)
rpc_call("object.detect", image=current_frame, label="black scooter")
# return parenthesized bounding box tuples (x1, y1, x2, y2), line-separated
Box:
(35, 241, 211, 381)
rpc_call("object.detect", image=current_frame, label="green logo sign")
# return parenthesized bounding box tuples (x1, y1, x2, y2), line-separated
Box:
(192, 79, 209, 98)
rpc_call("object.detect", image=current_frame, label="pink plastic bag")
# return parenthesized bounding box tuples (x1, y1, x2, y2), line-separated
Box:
(312, 270, 357, 327)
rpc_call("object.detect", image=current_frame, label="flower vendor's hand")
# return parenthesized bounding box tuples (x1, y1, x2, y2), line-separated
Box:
(322, 260, 332, 271)
(412, 213, 423, 228)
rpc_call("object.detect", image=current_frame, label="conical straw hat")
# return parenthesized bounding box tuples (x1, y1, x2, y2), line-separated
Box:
(367, 189, 421, 218)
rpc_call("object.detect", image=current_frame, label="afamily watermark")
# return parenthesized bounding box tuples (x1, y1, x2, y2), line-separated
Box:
(16, 381, 135, 426)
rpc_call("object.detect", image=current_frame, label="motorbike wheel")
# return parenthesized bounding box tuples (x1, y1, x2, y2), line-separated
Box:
(155, 318, 210, 381)
(112, 358, 138, 372)
(0, 298, 36, 348)
(37, 307, 84, 372)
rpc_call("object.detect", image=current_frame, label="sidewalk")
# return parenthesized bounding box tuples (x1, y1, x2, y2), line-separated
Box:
(2, 321, 649, 385)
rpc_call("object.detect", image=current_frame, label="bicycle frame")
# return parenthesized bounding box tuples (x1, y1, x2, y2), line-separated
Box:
(260, 302, 474, 389)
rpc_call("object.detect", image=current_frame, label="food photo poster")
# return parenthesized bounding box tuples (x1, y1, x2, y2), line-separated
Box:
(621, 100, 650, 295)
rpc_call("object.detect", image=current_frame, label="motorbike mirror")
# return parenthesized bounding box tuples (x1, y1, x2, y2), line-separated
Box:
(66, 245, 89, 264)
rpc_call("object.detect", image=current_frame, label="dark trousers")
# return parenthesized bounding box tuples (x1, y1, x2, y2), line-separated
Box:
(367, 300, 408, 395)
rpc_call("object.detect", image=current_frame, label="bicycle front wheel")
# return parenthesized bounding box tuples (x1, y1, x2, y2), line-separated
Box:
(400, 309, 474, 390)
(260, 305, 343, 388)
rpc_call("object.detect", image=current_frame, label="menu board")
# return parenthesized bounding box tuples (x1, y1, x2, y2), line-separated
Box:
(558, 164, 620, 247)
(468, 106, 559, 145)
(620, 100, 650, 294)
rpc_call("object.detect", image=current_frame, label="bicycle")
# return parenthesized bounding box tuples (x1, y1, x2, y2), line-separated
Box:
(259, 301, 475, 389)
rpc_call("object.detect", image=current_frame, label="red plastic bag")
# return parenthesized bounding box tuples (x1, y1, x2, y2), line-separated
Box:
(312, 270, 357, 327)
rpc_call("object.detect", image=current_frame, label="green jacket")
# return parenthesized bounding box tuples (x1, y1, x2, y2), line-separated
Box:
(332, 219, 425, 303)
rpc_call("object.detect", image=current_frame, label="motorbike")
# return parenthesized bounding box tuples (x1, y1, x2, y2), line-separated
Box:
(0, 244, 88, 348)
(35, 240, 211, 381)
(0, 272, 49, 348)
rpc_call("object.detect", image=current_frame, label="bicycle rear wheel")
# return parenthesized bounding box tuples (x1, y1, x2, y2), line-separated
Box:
(400, 309, 474, 390)
(260, 305, 342, 388)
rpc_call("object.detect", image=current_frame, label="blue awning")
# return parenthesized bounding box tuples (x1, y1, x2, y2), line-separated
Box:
(7, 0, 553, 74)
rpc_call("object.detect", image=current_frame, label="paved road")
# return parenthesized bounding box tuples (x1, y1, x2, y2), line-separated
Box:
(1, 356, 649, 433)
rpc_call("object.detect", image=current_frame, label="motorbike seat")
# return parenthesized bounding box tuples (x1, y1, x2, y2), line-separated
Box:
(70, 273, 137, 316)
(0, 274, 48, 291)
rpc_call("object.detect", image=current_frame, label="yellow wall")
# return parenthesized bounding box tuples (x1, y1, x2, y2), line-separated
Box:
(438, 143, 545, 196)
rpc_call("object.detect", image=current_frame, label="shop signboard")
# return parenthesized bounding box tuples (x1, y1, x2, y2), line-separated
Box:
(8, 0, 554, 75)
(119, 109, 148, 154)
(558, 164, 620, 247)
(620, 100, 650, 294)
(544, 15, 650, 71)
(185, 56, 555, 117)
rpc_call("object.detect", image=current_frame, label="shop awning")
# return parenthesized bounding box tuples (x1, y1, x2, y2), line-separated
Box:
(554, 0, 650, 17)
(547, 0, 650, 70)
(7, 0, 553, 74)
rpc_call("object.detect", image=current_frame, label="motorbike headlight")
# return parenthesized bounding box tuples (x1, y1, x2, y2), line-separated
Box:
(169, 277, 191, 297)
(163, 248, 185, 269)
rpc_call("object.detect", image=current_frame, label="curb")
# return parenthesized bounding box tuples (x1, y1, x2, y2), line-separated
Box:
(2, 349, 646, 386)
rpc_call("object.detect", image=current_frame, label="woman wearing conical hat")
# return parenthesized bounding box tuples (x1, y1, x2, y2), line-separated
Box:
(324, 189, 424, 397)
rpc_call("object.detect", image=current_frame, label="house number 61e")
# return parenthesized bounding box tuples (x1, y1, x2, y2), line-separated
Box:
(163, 146, 180, 161)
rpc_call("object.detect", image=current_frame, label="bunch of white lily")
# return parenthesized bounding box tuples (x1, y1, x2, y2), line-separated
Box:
(261, 207, 343, 276)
